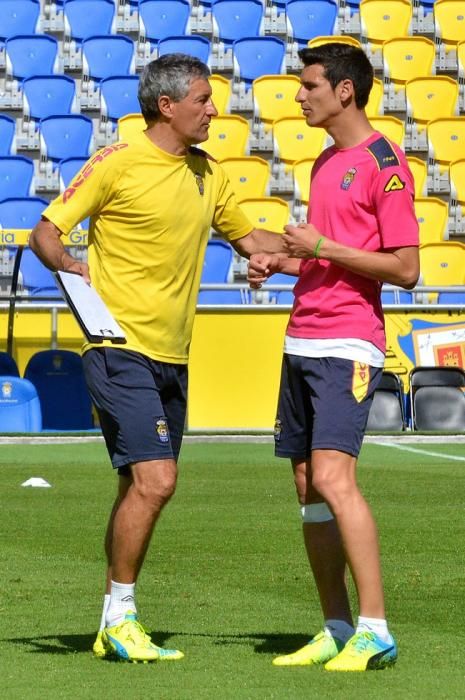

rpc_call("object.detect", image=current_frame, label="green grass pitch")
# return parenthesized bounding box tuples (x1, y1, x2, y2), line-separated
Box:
(1, 440, 465, 699)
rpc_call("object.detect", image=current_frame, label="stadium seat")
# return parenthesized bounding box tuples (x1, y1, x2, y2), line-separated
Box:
(458, 40, 465, 110)
(58, 157, 90, 231)
(138, 0, 191, 64)
(366, 77, 384, 117)
(117, 112, 146, 141)
(307, 34, 362, 49)
(2, 34, 61, 110)
(24, 349, 94, 430)
(63, 0, 116, 70)
(272, 117, 327, 191)
(285, 0, 338, 69)
(263, 271, 298, 304)
(409, 366, 465, 431)
(434, 0, 465, 71)
(418, 240, 465, 301)
(359, 0, 413, 69)
(427, 117, 465, 193)
(382, 36, 436, 112)
(19, 247, 60, 297)
(366, 371, 405, 431)
(414, 197, 449, 244)
(369, 116, 404, 146)
(219, 156, 270, 199)
(0, 156, 35, 201)
(0, 352, 19, 376)
(211, 0, 264, 71)
(157, 35, 211, 65)
(201, 239, 234, 283)
(405, 76, 459, 151)
(209, 73, 231, 114)
(406, 156, 428, 197)
(0, 114, 16, 155)
(19, 75, 78, 152)
(80, 34, 135, 110)
(251, 74, 301, 150)
(449, 158, 465, 233)
(292, 157, 315, 221)
(205, 114, 250, 160)
(437, 290, 465, 305)
(38, 114, 94, 191)
(197, 289, 248, 304)
(99, 75, 140, 144)
(239, 197, 290, 232)
(0, 376, 42, 432)
(0, 1, 41, 40)
(380, 287, 412, 304)
(0, 196, 48, 232)
(232, 37, 286, 111)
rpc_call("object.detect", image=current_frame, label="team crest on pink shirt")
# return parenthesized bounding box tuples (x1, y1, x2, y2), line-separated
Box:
(341, 167, 357, 190)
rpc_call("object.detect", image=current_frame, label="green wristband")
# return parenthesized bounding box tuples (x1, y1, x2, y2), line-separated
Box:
(314, 236, 325, 259)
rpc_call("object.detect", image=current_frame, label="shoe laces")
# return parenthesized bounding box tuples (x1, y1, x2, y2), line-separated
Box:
(349, 632, 376, 653)
(120, 619, 152, 646)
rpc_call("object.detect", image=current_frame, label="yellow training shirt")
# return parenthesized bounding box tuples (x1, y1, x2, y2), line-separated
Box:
(43, 133, 253, 363)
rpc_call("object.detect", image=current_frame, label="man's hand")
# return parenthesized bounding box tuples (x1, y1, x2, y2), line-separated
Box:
(247, 253, 281, 289)
(62, 257, 91, 284)
(283, 223, 324, 259)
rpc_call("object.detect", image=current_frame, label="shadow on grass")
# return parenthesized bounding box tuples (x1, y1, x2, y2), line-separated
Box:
(4, 631, 313, 657)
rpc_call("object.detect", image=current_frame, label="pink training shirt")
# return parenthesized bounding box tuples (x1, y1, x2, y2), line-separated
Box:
(287, 132, 419, 354)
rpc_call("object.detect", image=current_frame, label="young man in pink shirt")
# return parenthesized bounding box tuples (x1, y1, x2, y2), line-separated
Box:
(248, 43, 419, 671)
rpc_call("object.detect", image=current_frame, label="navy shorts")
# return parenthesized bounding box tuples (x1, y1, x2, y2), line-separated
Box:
(82, 348, 188, 475)
(274, 354, 382, 459)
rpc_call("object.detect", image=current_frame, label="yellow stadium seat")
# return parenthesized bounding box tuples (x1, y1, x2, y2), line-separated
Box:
(418, 241, 465, 301)
(239, 197, 291, 233)
(251, 75, 301, 150)
(366, 77, 384, 117)
(210, 74, 231, 115)
(434, 0, 465, 71)
(427, 117, 465, 193)
(457, 40, 465, 111)
(117, 113, 145, 141)
(382, 36, 436, 111)
(219, 156, 270, 200)
(449, 158, 465, 233)
(369, 116, 405, 146)
(205, 115, 249, 160)
(360, 0, 413, 69)
(292, 157, 316, 221)
(307, 35, 362, 49)
(272, 117, 327, 191)
(414, 197, 449, 244)
(406, 156, 428, 197)
(405, 76, 459, 150)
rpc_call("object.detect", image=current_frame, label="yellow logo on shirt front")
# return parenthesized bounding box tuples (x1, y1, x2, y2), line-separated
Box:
(384, 174, 405, 192)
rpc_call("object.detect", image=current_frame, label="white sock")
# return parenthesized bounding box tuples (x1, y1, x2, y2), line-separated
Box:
(324, 619, 354, 644)
(98, 593, 111, 632)
(106, 580, 136, 628)
(356, 616, 393, 645)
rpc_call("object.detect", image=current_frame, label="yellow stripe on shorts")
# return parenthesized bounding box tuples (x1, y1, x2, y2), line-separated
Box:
(352, 361, 370, 403)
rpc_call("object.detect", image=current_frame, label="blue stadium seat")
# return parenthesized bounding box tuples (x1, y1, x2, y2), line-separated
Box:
(0, 196, 48, 230)
(211, 0, 264, 70)
(0, 376, 42, 432)
(0, 156, 35, 201)
(0, 115, 16, 155)
(0, 1, 41, 40)
(2, 34, 61, 110)
(20, 75, 78, 151)
(197, 289, 247, 304)
(201, 239, 233, 283)
(81, 34, 135, 109)
(24, 350, 94, 430)
(381, 290, 413, 304)
(158, 35, 211, 65)
(63, 0, 116, 69)
(38, 114, 94, 191)
(19, 247, 60, 297)
(99, 75, 140, 143)
(437, 291, 465, 305)
(232, 37, 286, 110)
(286, 0, 338, 68)
(58, 157, 90, 230)
(138, 0, 191, 63)
(264, 272, 297, 304)
(0, 352, 20, 377)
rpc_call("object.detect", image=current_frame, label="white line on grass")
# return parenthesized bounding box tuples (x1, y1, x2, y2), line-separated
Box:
(373, 442, 465, 462)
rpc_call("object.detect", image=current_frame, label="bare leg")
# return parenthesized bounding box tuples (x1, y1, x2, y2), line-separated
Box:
(103, 473, 132, 593)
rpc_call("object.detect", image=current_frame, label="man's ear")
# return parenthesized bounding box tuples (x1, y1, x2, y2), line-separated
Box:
(158, 95, 174, 118)
(338, 78, 355, 103)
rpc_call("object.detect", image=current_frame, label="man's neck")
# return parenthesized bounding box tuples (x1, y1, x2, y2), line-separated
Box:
(143, 123, 189, 156)
(326, 111, 375, 150)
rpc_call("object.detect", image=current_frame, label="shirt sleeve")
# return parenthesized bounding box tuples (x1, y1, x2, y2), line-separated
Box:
(371, 160, 419, 249)
(42, 144, 128, 234)
(211, 165, 254, 242)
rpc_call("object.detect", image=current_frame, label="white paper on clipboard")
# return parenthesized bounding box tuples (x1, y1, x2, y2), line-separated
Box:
(55, 271, 126, 344)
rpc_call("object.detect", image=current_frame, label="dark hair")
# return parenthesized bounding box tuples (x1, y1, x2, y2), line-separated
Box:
(298, 43, 374, 109)
(138, 53, 211, 122)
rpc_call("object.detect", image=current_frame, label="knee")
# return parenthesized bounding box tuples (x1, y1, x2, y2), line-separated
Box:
(133, 462, 177, 509)
(310, 470, 351, 510)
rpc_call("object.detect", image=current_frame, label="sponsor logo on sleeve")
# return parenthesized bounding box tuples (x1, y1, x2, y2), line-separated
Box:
(62, 142, 129, 203)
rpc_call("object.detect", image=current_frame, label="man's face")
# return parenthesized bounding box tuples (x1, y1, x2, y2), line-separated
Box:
(169, 77, 218, 146)
(295, 64, 344, 128)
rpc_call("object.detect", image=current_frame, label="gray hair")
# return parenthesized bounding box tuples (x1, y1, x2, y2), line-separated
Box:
(138, 53, 211, 122)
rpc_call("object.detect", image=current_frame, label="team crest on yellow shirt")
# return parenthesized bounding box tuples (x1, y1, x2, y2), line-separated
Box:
(194, 172, 204, 196)
(341, 167, 357, 190)
(352, 362, 370, 403)
(155, 418, 169, 443)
